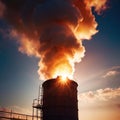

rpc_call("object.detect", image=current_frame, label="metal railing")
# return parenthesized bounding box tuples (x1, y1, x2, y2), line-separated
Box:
(0, 110, 33, 120)
(32, 86, 43, 120)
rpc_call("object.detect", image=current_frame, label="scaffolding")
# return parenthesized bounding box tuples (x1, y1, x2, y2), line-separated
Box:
(0, 86, 43, 120)
(32, 85, 43, 120)
(0, 86, 42, 120)
(0, 110, 33, 120)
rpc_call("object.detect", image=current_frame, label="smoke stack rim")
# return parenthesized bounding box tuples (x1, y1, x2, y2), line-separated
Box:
(42, 77, 78, 88)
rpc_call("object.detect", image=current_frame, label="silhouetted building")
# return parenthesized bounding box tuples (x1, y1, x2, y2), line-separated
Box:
(42, 77, 78, 120)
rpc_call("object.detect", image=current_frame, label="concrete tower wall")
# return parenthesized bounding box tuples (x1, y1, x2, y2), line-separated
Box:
(42, 77, 78, 120)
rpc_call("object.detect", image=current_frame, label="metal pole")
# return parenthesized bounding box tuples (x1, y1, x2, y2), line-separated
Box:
(32, 100, 34, 120)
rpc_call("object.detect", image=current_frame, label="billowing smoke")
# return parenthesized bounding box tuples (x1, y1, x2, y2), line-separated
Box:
(0, 0, 108, 80)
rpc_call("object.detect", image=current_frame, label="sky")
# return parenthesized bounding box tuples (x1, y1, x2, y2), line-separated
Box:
(0, 0, 120, 120)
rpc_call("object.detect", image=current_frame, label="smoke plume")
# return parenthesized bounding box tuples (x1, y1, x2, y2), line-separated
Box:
(0, 0, 108, 80)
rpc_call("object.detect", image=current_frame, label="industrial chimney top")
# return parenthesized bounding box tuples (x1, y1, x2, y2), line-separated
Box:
(42, 76, 78, 88)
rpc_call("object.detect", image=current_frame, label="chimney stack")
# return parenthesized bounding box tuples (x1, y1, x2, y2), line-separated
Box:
(42, 77, 78, 120)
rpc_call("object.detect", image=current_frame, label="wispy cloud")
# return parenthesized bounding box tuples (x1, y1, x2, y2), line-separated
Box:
(102, 66, 120, 78)
(103, 70, 120, 78)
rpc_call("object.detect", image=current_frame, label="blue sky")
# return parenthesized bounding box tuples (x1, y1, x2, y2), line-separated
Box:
(0, 0, 120, 119)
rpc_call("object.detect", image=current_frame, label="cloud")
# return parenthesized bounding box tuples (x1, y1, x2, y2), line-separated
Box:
(103, 66, 120, 78)
(76, 65, 120, 93)
(103, 70, 119, 78)
(78, 87, 120, 120)
(79, 87, 120, 103)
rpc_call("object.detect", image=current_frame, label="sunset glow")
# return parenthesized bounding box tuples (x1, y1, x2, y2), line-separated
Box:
(1, 0, 120, 120)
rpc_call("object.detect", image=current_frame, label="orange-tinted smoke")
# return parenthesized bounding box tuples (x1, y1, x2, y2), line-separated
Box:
(0, 0, 108, 80)
(0, 1, 5, 18)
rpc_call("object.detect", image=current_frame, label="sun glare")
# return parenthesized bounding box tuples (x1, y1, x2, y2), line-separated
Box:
(53, 64, 73, 81)
(60, 75, 68, 82)
(57, 76, 68, 84)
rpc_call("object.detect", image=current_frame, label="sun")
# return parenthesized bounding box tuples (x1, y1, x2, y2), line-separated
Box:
(57, 76, 68, 84)
(53, 63, 73, 81)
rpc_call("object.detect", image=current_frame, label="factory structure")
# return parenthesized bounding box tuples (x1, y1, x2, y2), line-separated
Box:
(0, 76, 79, 120)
